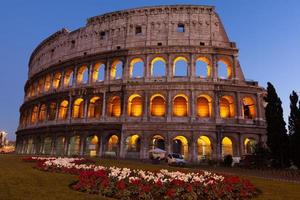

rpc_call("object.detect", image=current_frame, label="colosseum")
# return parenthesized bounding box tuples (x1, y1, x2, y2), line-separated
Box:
(16, 5, 266, 163)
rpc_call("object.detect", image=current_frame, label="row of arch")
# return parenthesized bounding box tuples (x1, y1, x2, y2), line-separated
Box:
(20, 94, 256, 126)
(26, 56, 233, 98)
(17, 134, 257, 160)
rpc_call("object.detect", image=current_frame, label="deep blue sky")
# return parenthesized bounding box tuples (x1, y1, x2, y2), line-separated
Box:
(1, 0, 299, 141)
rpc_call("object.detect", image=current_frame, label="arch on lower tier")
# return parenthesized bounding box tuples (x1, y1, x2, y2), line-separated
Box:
(220, 95, 235, 118)
(55, 136, 65, 156)
(173, 94, 188, 117)
(58, 100, 69, 120)
(197, 95, 212, 118)
(42, 137, 52, 155)
(244, 138, 257, 155)
(38, 104, 47, 122)
(221, 136, 233, 157)
(104, 134, 119, 157)
(149, 134, 165, 150)
(172, 135, 189, 160)
(77, 65, 88, 85)
(67, 135, 81, 156)
(72, 98, 84, 119)
(108, 96, 121, 117)
(197, 135, 212, 161)
(88, 96, 102, 118)
(84, 135, 99, 157)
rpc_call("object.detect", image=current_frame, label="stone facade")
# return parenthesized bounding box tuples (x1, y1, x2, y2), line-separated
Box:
(16, 5, 266, 163)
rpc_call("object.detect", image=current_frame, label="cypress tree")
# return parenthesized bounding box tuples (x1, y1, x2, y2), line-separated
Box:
(264, 82, 290, 168)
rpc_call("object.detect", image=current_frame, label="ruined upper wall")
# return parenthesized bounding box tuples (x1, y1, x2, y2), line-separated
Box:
(28, 5, 234, 78)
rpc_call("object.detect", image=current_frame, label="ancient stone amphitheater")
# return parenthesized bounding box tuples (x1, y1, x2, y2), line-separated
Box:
(16, 5, 266, 163)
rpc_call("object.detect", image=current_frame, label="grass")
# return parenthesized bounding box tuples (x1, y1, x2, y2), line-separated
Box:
(1, 154, 300, 200)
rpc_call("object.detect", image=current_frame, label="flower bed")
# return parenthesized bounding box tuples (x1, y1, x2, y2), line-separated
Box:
(23, 157, 260, 199)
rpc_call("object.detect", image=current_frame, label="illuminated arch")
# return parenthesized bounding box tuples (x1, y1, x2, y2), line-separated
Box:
(173, 94, 188, 117)
(38, 104, 47, 122)
(220, 96, 235, 118)
(52, 72, 62, 89)
(125, 134, 141, 152)
(173, 135, 189, 159)
(55, 136, 65, 156)
(150, 94, 166, 117)
(218, 58, 232, 79)
(128, 94, 143, 117)
(88, 96, 102, 118)
(31, 105, 38, 123)
(92, 62, 105, 82)
(129, 58, 144, 78)
(109, 96, 121, 117)
(37, 78, 45, 94)
(173, 56, 188, 77)
(150, 135, 165, 150)
(26, 138, 35, 154)
(197, 95, 212, 117)
(222, 137, 233, 156)
(151, 57, 166, 77)
(48, 102, 57, 121)
(244, 138, 256, 154)
(42, 137, 52, 154)
(85, 135, 99, 157)
(64, 69, 74, 87)
(77, 65, 88, 84)
(58, 100, 68, 120)
(110, 60, 123, 80)
(68, 136, 80, 156)
(196, 57, 211, 78)
(242, 97, 256, 119)
(72, 98, 84, 119)
(44, 75, 51, 92)
(106, 135, 119, 157)
(197, 136, 212, 160)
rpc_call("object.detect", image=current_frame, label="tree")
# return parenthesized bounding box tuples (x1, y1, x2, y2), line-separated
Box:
(264, 82, 290, 168)
(288, 91, 300, 167)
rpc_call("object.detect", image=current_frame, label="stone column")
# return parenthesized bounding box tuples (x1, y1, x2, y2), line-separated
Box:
(143, 92, 148, 121)
(105, 60, 110, 84)
(84, 98, 88, 122)
(102, 92, 106, 118)
(60, 70, 65, 88)
(73, 66, 78, 87)
(236, 92, 242, 120)
(167, 54, 172, 82)
(256, 93, 262, 121)
(88, 63, 93, 85)
(64, 137, 69, 156)
(51, 136, 56, 155)
(190, 90, 195, 121)
(98, 135, 103, 157)
(80, 135, 85, 156)
(167, 91, 172, 122)
(68, 95, 73, 123)
(233, 55, 239, 81)
(189, 54, 195, 81)
(214, 92, 220, 121)
(212, 55, 218, 81)
(144, 55, 149, 81)
(119, 131, 125, 158)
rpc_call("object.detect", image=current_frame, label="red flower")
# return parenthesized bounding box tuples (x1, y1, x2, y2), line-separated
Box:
(166, 188, 175, 198)
(140, 184, 151, 193)
(116, 180, 126, 190)
(186, 184, 193, 193)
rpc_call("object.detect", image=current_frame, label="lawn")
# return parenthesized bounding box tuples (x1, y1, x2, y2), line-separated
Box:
(0, 154, 300, 200)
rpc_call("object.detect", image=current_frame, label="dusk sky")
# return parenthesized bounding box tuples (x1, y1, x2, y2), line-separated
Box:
(0, 0, 299, 141)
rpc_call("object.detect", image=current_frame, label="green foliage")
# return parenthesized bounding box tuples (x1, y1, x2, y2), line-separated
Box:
(264, 82, 290, 168)
(253, 142, 271, 168)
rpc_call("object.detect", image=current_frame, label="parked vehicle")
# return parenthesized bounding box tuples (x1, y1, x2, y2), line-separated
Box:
(167, 153, 187, 166)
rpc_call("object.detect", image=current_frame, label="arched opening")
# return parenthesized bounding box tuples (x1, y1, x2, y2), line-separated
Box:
(72, 98, 84, 119)
(92, 63, 105, 82)
(196, 57, 211, 78)
(110, 60, 123, 80)
(222, 137, 233, 157)
(48, 102, 57, 121)
(150, 94, 166, 117)
(58, 100, 68, 120)
(220, 96, 235, 118)
(31, 106, 38, 123)
(173, 94, 188, 117)
(172, 136, 188, 159)
(27, 138, 35, 154)
(108, 96, 121, 117)
(42, 137, 52, 155)
(55, 136, 65, 156)
(173, 56, 188, 77)
(44, 75, 51, 92)
(244, 138, 256, 154)
(197, 136, 212, 160)
(64, 69, 74, 87)
(52, 72, 62, 89)
(38, 104, 46, 122)
(126, 135, 141, 152)
(85, 135, 99, 157)
(197, 95, 212, 117)
(151, 57, 166, 77)
(77, 66, 89, 84)
(150, 135, 165, 150)
(68, 136, 80, 156)
(130, 58, 144, 78)
(105, 135, 119, 157)
(218, 59, 232, 79)
(242, 97, 256, 119)
(21, 139, 28, 154)
(88, 96, 102, 118)
(37, 78, 45, 94)
(128, 94, 143, 117)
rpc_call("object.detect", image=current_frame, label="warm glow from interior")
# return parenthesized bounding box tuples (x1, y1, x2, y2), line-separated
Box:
(64, 69, 73, 87)
(218, 58, 232, 79)
(197, 95, 212, 117)
(58, 100, 68, 120)
(196, 57, 211, 78)
(110, 60, 122, 80)
(77, 66, 88, 84)
(52, 72, 62, 89)
(37, 78, 45, 94)
(38, 104, 46, 121)
(173, 135, 188, 159)
(128, 94, 143, 117)
(126, 134, 140, 151)
(197, 135, 212, 159)
(109, 96, 121, 117)
(173, 94, 188, 117)
(31, 106, 38, 123)
(92, 63, 105, 82)
(222, 137, 233, 156)
(72, 98, 84, 118)
(44, 75, 51, 92)
(220, 96, 235, 118)
(150, 94, 166, 117)
(88, 96, 102, 118)
(242, 97, 256, 119)
(108, 135, 119, 151)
